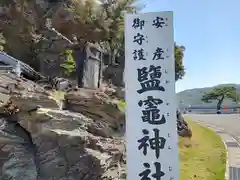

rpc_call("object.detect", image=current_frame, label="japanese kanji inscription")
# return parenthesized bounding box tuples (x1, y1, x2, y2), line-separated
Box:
(125, 11, 178, 180)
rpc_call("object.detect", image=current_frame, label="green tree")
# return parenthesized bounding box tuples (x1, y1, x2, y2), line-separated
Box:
(60, 49, 75, 76)
(201, 86, 239, 111)
(0, 0, 45, 69)
(67, 0, 185, 80)
(175, 44, 185, 81)
(0, 0, 186, 81)
(99, 0, 139, 65)
(66, 0, 138, 63)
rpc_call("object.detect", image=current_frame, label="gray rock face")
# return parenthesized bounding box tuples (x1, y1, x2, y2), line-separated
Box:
(0, 118, 37, 180)
(0, 72, 192, 180)
(0, 72, 126, 180)
(0, 72, 59, 109)
(0, 109, 126, 180)
(177, 110, 192, 138)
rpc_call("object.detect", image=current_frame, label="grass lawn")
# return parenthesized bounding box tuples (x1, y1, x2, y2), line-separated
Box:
(179, 118, 226, 180)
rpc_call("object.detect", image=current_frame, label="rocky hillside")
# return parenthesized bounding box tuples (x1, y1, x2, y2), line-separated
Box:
(0, 70, 192, 180)
(177, 84, 240, 108)
(0, 71, 126, 180)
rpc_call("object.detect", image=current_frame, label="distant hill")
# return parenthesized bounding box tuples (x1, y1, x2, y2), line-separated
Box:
(177, 84, 240, 108)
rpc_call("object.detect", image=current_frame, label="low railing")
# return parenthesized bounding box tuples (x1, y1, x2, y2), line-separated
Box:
(0, 52, 44, 80)
(0, 65, 14, 72)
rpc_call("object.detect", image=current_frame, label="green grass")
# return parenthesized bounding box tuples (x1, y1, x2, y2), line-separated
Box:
(118, 100, 126, 112)
(50, 91, 66, 108)
(51, 91, 66, 101)
(179, 118, 226, 180)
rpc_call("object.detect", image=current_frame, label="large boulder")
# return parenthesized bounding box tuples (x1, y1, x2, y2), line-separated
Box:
(0, 104, 126, 180)
(0, 74, 126, 179)
(64, 89, 125, 136)
(177, 110, 192, 138)
(0, 72, 59, 109)
(0, 118, 37, 180)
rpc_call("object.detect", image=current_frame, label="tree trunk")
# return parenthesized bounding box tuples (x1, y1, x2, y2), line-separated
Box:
(217, 96, 224, 111)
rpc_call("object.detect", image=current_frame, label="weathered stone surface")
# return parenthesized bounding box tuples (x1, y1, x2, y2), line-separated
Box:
(0, 106, 126, 180)
(0, 72, 126, 179)
(102, 65, 124, 87)
(0, 72, 192, 180)
(64, 89, 125, 136)
(0, 118, 37, 180)
(37, 31, 70, 77)
(0, 72, 59, 109)
(177, 110, 192, 138)
(24, 109, 125, 180)
(113, 87, 124, 99)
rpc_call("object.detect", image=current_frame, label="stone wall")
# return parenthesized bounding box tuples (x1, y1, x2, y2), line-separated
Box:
(102, 56, 125, 87)
(37, 30, 70, 77)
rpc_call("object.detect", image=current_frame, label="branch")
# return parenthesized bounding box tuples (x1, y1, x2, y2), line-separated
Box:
(50, 28, 74, 44)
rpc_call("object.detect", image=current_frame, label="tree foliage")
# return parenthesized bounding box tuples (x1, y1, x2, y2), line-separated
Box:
(64, 0, 138, 63)
(65, 0, 185, 79)
(0, 0, 45, 68)
(60, 49, 75, 76)
(202, 86, 239, 110)
(0, 0, 186, 81)
(175, 44, 185, 81)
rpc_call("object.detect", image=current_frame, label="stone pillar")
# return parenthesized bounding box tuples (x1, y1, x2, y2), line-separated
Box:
(82, 43, 102, 89)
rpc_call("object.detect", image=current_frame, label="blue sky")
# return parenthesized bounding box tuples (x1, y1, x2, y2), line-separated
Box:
(141, 0, 240, 92)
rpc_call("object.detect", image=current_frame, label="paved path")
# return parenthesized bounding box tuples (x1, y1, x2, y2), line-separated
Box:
(186, 114, 240, 180)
